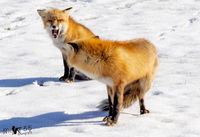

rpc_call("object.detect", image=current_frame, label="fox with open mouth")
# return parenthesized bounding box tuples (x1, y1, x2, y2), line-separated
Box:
(37, 8, 98, 82)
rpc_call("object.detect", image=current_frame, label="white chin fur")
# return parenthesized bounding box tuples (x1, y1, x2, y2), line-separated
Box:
(46, 23, 68, 49)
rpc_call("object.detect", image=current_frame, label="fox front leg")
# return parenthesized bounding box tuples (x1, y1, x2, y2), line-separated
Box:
(59, 56, 70, 81)
(103, 86, 113, 122)
(59, 56, 75, 83)
(106, 85, 124, 126)
(67, 67, 76, 83)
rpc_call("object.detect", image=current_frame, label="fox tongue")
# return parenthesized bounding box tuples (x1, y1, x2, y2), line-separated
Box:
(52, 30, 59, 38)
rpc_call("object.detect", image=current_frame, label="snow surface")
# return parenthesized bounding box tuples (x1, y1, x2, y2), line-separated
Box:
(0, 0, 200, 136)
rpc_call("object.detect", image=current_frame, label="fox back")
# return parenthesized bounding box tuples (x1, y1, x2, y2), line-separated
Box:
(65, 38, 158, 87)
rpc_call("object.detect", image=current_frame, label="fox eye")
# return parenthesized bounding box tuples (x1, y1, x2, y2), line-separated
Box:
(58, 19, 64, 22)
(47, 20, 52, 22)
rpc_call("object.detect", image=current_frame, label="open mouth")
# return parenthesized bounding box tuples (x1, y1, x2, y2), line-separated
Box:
(52, 29, 59, 38)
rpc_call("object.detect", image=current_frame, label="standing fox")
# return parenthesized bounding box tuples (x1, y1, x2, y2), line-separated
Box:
(62, 38, 158, 126)
(37, 8, 98, 82)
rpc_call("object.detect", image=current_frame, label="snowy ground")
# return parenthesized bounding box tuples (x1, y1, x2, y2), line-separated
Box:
(0, 0, 200, 136)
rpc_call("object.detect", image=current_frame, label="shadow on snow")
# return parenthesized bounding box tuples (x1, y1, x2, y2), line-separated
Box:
(0, 110, 106, 132)
(0, 77, 60, 87)
(0, 77, 91, 87)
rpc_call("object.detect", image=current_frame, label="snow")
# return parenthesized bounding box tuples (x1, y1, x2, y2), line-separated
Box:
(0, 0, 200, 136)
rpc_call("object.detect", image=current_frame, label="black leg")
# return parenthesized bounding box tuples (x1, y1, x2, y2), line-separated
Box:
(108, 95, 113, 117)
(68, 67, 76, 82)
(139, 98, 149, 114)
(103, 86, 113, 122)
(105, 86, 123, 126)
(59, 57, 70, 81)
(63, 57, 69, 78)
(111, 91, 122, 122)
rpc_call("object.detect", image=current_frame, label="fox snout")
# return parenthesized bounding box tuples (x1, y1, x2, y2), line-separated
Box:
(50, 25, 59, 38)
(48, 20, 68, 39)
(52, 25, 56, 29)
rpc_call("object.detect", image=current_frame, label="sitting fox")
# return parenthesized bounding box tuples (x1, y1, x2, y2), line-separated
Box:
(62, 38, 158, 126)
(37, 8, 98, 82)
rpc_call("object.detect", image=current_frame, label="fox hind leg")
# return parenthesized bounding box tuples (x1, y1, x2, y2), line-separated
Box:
(137, 76, 152, 115)
(138, 61, 158, 114)
(137, 89, 150, 115)
(139, 98, 150, 114)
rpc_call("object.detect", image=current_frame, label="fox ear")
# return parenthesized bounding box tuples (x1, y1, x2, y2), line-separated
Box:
(68, 42, 79, 52)
(63, 7, 72, 15)
(37, 9, 47, 18)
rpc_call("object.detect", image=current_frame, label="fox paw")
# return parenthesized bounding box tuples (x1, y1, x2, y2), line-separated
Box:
(140, 109, 150, 115)
(103, 116, 111, 122)
(66, 79, 73, 83)
(59, 76, 68, 81)
(59, 76, 74, 83)
(105, 119, 117, 126)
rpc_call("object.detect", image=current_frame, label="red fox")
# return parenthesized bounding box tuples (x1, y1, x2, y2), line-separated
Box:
(37, 8, 98, 82)
(62, 38, 158, 126)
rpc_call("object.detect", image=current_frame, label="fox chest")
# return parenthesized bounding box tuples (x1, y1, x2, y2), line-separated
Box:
(52, 39, 66, 49)
(77, 69, 113, 87)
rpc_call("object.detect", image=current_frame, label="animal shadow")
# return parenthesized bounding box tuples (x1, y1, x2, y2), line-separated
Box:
(0, 77, 59, 87)
(0, 110, 106, 133)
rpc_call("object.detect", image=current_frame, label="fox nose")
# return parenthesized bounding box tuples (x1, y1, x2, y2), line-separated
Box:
(52, 25, 56, 29)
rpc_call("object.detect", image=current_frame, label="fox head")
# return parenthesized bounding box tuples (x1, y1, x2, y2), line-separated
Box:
(37, 8, 72, 39)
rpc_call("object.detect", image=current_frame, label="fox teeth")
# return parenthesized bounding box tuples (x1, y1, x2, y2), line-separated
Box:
(52, 29, 59, 38)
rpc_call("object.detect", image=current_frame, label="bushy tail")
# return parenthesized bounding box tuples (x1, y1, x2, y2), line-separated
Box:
(97, 80, 139, 111)
(97, 93, 137, 111)
(123, 89, 137, 108)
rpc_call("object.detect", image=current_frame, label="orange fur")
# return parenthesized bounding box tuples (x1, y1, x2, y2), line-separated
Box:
(67, 38, 157, 85)
(38, 8, 159, 126)
(64, 38, 158, 125)
(65, 17, 95, 42)
(37, 8, 97, 82)
(38, 8, 96, 42)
